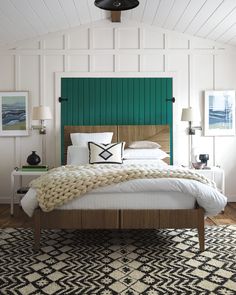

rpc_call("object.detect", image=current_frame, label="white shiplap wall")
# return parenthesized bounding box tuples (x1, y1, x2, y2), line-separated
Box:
(0, 20, 236, 203)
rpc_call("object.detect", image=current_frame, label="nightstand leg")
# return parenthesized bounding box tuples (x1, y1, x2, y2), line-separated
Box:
(10, 172, 14, 216)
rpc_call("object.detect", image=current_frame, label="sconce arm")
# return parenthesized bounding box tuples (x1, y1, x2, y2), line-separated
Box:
(188, 121, 202, 135)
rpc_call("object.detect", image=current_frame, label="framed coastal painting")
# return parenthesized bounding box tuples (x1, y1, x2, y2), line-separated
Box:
(0, 91, 29, 136)
(204, 90, 235, 136)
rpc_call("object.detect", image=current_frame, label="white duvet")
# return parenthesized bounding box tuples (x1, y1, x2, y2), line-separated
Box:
(21, 163, 227, 218)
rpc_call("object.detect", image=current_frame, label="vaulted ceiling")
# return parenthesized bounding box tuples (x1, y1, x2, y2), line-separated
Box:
(0, 0, 236, 48)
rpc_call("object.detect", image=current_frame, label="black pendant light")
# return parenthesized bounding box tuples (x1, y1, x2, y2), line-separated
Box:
(94, 0, 139, 11)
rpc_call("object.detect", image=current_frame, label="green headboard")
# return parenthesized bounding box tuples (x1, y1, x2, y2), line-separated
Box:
(60, 77, 173, 163)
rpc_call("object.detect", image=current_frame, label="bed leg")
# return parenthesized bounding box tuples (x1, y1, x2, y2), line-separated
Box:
(34, 208, 41, 251)
(197, 208, 205, 252)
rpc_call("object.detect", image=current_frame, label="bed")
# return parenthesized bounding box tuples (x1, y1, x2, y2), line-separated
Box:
(21, 125, 227, 251)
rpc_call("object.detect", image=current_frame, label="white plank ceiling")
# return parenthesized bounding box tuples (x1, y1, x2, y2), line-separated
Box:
(0, 0, 236, 48)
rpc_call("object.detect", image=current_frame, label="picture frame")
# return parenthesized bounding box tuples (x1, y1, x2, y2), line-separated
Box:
(0, 91, 29, 136)
(204, 90, 235, 136)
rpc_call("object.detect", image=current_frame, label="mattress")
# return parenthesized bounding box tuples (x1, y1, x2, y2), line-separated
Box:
(22, 187, 195, 217)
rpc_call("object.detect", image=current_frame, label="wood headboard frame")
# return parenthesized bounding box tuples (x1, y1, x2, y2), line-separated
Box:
(64, 125, 170, 165)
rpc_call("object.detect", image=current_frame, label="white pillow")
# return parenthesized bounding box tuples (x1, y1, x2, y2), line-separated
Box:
(128, 140, 161, 149)
(70, 132, 113, 147)
(67, 146, 89, 165)
(123, 159, 168, 168)
(88, 142, 125, 164)
(123, 148, 169, 160)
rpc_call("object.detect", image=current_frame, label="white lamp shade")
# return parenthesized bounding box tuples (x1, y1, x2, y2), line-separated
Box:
(32, 106, 52, 120)
(181, 107, 195, 122)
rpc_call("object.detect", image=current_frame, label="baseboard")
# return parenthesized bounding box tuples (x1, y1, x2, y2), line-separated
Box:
(0, 198, 20, 204)
(227, 195, 236, 202)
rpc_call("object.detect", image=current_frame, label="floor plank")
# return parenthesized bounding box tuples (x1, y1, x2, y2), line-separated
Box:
(0, 203, 235, 228)
(207, 203, 236, 225)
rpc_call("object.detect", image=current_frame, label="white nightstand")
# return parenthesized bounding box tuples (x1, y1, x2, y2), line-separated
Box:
(191, 167, 225, 194)
(10, 169, 48, 215)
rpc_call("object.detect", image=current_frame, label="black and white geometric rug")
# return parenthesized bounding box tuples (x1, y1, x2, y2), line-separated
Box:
(0, 226, 236, 295)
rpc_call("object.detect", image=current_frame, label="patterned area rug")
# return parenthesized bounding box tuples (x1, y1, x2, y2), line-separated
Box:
(0, 226, 236, 295)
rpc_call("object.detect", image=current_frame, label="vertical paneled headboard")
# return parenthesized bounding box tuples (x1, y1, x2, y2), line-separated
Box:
(61, 77, 173, 164)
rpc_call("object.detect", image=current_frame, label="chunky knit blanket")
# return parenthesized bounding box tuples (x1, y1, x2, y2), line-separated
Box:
(30, 164, 217, 212)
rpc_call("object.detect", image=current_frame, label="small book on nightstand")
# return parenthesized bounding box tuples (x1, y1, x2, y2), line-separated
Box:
(21, 165, 49, 171)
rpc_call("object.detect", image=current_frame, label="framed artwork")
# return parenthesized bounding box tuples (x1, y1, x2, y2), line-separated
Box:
(0, 91, 29, 136)
(204, 90, 235, 136)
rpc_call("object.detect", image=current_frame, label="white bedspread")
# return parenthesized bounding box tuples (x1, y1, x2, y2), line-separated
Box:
(21, 167, 227, 217)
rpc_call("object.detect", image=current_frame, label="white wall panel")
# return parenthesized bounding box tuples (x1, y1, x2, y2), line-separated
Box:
(0, 55, 15, 201)
(167, 54, 189, 166)
(92, 28, 114, 49)
(18, 40, 40, 49)
(167, 33, 189, 49)
(215, 137, 236, 200)
(143, 29, 164, 49)
(92, 55, 114, 72)
(69, 29, 89, 49)
(118, 28, 139, 49)
(118, 54, 139, 71)
(20, 55, 40, 106)
(20, 55, 42, 166)
(214, 54, 236, 200)
(45, 36, 64, 49)
(192, 54, 214, 167)
(44, 55, 63, 167)
(0, 55, 14, 89)
(191, 37, 215, 49)
(215, 53, 235, 89)
(142, 55, 163, 72)
(0, 138, 15, 199)
(0, 21, 236, 203)
(69, 55, 89, 72)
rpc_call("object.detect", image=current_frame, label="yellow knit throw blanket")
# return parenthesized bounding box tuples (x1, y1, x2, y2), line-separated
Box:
(30, 164, 216, 212)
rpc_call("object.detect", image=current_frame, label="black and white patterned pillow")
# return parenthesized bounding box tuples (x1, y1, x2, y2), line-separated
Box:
(88, 142, 125, 164)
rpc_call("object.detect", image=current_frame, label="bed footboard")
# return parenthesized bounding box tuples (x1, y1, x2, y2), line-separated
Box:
(33, 208, 205, 251)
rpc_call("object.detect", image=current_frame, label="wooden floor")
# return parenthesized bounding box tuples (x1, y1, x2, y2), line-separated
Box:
(0, 203, 236, 228)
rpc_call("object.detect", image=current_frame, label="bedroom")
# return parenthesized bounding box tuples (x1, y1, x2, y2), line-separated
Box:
(0, 0, 236, 294)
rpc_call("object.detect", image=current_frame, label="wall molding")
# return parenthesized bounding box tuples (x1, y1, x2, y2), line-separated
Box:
(1, 48, 234, 56)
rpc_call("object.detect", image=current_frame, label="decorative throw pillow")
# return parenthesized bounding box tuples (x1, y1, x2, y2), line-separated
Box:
(88, 142, 125, 164)
(128, 140, 161, 149)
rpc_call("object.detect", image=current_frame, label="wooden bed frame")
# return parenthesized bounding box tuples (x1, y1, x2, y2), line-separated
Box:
(33, 125, 205, 251)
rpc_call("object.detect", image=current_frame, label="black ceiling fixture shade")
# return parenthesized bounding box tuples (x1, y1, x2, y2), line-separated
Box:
(94, 0, 139, 11)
